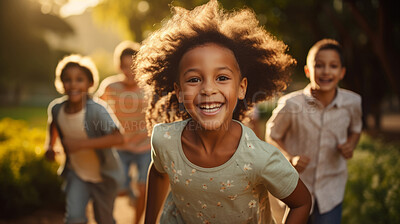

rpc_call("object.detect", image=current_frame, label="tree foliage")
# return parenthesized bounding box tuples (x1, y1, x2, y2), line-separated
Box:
(95, 0, 399, 129)
(0, 0, 74, 105)
(344, 134, 400, 223)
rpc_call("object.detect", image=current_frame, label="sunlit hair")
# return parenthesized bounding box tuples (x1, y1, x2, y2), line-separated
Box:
(134, 0, 296, 132)
(306, 38, 345, 68)
(113, 40, 141, 70)
(54, 54, 99, 94)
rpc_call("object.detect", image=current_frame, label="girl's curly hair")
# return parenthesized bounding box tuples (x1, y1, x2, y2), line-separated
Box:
(134, 0, 296, 133)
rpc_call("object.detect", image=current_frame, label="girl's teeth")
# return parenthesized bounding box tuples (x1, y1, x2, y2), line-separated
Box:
(200, 103, 222, 109)
(202, 107, 219, 113)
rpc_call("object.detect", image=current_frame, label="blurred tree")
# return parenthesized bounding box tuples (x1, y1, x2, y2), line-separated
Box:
(93, 0, 399, 130)
(0, 0, 73, 105)
(93, 0, 174, 41)
(343, 0, 399, 129)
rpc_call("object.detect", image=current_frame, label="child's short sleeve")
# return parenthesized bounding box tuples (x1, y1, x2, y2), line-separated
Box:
(95, 102, 122, 135)
(258, 144, 299, 199)
(266, 98, 293, 141)
(150, 124, 166, 173)
(47, 101, 55, 124)
(349, 95, 362, 133)
(47, 97, 67, 125)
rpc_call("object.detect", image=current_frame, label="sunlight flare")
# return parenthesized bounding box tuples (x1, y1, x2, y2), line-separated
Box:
(60, 0, 100, 18)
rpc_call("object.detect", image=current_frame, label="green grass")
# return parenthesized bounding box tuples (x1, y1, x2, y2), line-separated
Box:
(0, 107, 47, 129)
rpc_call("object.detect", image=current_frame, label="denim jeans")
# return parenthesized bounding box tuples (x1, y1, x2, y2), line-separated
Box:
(64, 170, 118, 224)
(117, 150, 151, 197)
(308, 201, 343, 224)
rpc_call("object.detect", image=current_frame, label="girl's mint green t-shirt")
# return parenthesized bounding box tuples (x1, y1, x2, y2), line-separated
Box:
(151, 119, 299, 224)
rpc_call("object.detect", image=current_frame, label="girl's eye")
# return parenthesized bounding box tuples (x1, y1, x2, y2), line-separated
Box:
(187, 77, 201, 83)
(217, 75, 230, 81)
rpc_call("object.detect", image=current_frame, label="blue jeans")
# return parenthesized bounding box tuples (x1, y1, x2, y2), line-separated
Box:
(64, 170, 117, 224)
(308, 201, 343, 224)
(117, 150, 151, 197)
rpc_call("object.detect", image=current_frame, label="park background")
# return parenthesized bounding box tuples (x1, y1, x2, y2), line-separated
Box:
(0, 0, 399, 223)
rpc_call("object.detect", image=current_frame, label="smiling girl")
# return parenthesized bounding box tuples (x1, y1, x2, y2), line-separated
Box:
(45, 54, 124, 224)
(136, 1, 311, 223)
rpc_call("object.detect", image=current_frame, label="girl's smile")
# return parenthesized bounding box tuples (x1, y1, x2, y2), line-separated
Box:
(62, 66, 93, 112)
(175, 43, 247, 130)
(198, 102, 223, 115)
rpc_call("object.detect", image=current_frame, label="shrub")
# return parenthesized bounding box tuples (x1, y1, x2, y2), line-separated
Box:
(0, 118, 64, 219)
(256, 101, 277, 121)
(343, 134, 400, 224)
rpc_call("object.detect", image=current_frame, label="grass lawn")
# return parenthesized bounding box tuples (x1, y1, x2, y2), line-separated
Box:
(0, 106, 48, 129)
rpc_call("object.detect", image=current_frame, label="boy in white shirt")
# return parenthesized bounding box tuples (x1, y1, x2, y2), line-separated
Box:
(266, 39, 362, 224)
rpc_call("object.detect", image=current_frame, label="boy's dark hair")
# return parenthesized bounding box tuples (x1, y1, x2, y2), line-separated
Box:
(55, 54, 99, 94)
(306, 39, 345, 67)
(113, 41, 141, 70)
(134, 0, 296, 132)
(120, 48, 137, 61)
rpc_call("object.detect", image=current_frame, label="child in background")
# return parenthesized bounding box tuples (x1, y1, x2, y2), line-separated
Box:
(266, 39, 362, 224)
(96, 40, 151, 224)
(45, 54, 124, 224)
(134, 1, 311, 223)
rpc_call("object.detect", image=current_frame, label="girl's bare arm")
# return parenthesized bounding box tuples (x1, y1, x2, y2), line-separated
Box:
(281, 178, 312, 224)
(144, 163, 169, 224)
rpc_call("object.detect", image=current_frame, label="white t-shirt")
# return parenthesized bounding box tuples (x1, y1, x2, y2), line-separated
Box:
(58, 105, 102, 183)
(266, 85, 362, 213)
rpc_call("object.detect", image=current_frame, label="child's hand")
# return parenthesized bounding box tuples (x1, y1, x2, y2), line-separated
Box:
(62, 138, 82, 154)
(113, 134, 132, 149)
(120, 132, 148, 145)
(337, 142, 355, 159)
(291, 155, 310, 173)
(45, 148, 56, 161)
(122, 134, 131, 144)
(338, 132, 360, 159)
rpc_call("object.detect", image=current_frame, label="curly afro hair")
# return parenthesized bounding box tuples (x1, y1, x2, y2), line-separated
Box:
(134, 0, 296, 133)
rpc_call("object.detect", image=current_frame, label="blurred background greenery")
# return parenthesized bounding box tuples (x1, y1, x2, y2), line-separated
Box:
(0, 0, 399, 223)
